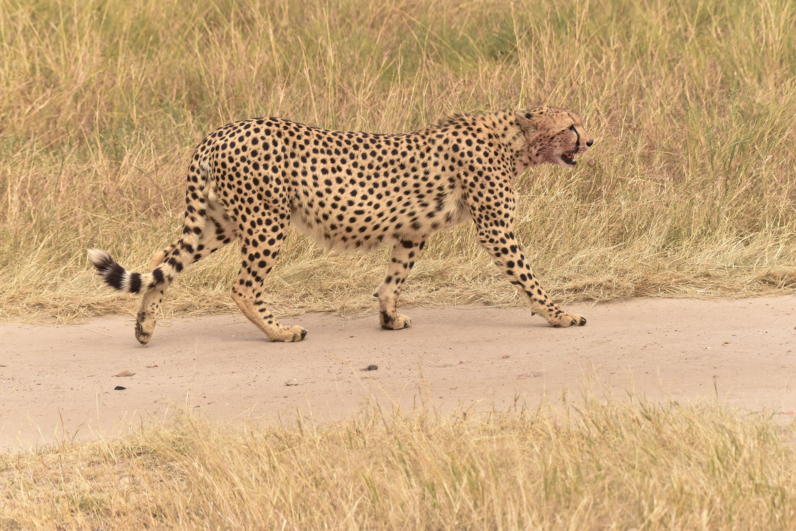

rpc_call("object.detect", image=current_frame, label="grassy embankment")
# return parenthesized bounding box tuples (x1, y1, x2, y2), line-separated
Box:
(1, 0, 795, 323)
(2, 397, 795, 529)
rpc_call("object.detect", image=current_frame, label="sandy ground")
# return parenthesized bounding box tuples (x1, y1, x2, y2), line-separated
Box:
(1, 297, 795, 450)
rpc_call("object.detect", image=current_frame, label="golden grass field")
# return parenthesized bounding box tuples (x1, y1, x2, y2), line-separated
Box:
(1, 0, 796, 527)
(2, 397, 795, 529)
(1, 0, 795, 323)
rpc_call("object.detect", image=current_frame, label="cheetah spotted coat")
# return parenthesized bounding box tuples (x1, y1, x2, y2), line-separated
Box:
(89, 105, 594, 343)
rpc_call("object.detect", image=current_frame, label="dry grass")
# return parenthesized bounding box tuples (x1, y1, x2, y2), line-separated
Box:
(1, 397, 794, 529)
(1, 0, 796, 323)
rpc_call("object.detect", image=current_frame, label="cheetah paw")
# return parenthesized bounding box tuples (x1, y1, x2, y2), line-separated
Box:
(550, 313, 587, 328)
(135, 326, 152, 345)
(380, 313, 412, 330)
(272, 325, 308, 342)
(135, 312, 155, 345)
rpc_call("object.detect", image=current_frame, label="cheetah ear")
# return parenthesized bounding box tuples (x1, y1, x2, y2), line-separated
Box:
(515, 110, 542, 133)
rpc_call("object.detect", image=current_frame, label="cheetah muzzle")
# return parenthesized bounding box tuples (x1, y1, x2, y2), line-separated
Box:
(88, 105, 594, 343)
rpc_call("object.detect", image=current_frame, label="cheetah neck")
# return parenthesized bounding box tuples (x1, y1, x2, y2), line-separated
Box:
(494, 111, 531, 176)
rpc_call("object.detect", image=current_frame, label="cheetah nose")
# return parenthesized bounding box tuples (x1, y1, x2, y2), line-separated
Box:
(586, 139, 594, 147)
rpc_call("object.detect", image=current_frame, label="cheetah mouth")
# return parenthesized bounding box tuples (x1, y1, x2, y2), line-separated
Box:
(560, 151, 577, 166)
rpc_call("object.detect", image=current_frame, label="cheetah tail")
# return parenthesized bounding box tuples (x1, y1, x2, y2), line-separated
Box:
(87, 249, 159, 295)
(87, 163, 212, 295)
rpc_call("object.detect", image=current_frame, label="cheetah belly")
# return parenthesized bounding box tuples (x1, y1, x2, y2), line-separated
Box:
(289, 184, 470, 253)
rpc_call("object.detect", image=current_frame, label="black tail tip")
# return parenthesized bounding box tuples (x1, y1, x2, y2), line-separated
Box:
(87, 249, 127, 291)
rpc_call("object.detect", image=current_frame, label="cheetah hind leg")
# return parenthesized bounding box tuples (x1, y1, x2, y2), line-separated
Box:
(136, 205, 237, 344)
(375, 237, 424, 330)
(229, 218, 307, 342)
(148, 202, 235, 272)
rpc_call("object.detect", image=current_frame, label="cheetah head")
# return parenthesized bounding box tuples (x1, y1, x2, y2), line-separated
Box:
(515, 106, 594, 169)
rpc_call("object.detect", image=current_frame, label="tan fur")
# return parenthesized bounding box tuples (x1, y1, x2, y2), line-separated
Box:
(89, 106, 594, 343)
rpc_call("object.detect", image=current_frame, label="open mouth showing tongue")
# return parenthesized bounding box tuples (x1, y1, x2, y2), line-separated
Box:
(561, 151, 577, 166)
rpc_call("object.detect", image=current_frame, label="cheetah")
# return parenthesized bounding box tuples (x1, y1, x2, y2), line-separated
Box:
(88, 105, 594, 344)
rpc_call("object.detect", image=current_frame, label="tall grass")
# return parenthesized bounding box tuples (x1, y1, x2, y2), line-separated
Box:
(2, 398, 794, 528)
(1, 0, 795, 321)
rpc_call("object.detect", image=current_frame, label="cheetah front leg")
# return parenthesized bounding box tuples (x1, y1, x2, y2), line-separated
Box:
(375, 237, 425, 330)
(476, 228, 586, 328)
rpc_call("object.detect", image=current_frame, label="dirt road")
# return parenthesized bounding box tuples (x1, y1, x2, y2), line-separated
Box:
(2, 297, 795, 449)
